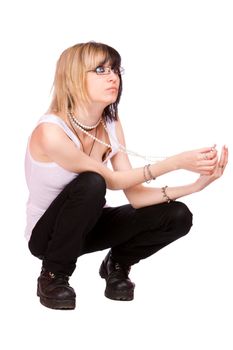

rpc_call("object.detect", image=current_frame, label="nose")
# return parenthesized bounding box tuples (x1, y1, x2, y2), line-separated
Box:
(107, 69, 118, 81)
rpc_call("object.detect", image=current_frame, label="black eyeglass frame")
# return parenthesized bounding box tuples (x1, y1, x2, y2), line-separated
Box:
(87, 66, 125, 75)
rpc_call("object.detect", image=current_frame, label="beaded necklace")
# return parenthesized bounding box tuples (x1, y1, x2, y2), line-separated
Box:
(70, 114, 102, 130)
(69, 117, 97, 156)
(68, 112, 112, 149)
(68, 112, 166, 163)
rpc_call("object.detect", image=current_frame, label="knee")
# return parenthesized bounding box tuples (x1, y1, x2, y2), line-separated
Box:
(28, 237, 44, 260)
(71, 171, 106, 199)
(80, 171, 106, 193)
(168, 201, 193, 236)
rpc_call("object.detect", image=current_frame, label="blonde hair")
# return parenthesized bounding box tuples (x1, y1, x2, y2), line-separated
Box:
(48, 41, 122, 121)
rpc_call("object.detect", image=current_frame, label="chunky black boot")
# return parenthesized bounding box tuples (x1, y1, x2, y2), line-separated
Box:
(37, 269, 76, 310)
(99, 251, 135, 301)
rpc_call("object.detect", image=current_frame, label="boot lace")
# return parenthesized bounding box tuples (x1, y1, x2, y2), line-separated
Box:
(113, 263, 131, 278)
(49, 272, 70, 285)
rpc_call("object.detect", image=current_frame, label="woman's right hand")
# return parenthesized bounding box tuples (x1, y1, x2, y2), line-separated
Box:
(193, 145, 228, 191)
(172, 145, 219, 175)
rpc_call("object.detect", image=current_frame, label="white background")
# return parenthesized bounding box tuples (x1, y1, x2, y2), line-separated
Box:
(0, 0, 232, 349)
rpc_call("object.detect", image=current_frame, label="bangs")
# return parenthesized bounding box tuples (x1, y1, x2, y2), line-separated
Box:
(49, 41, 122, 121)
(84, 42, 121, 70)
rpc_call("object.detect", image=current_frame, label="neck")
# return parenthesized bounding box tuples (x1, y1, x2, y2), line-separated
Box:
(73, 105, 103, 127)
(68, 112, 102, 131)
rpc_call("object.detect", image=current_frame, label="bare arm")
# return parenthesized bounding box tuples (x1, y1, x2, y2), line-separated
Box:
(110, 119, 228, 208)
(30, 123, 174, 190)
(30, 121, 219, 191)
(110, 137, 198, 208)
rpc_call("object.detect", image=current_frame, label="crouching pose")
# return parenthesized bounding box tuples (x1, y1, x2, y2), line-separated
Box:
(25, 41, 228, 309)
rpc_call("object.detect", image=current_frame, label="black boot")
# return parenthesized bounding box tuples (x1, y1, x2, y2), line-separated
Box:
(37, 269, 76, 310)
(99, 251, 135, 301)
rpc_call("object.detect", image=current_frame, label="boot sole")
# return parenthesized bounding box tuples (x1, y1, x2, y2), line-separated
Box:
(37, 290, 75, 310)
(104, 288, 134, 301)
(99, 261, 134, 301)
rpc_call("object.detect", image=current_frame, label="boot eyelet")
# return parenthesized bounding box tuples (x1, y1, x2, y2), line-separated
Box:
(115, 263, 121, 270)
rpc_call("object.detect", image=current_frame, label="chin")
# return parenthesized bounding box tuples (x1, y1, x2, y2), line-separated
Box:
(106, 95, 118, 104)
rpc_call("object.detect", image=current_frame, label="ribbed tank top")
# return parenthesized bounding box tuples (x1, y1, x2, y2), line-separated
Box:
(24, 114, 119, 241)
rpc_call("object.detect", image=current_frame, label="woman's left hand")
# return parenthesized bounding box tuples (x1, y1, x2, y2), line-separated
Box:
(194, 145, 228, 192)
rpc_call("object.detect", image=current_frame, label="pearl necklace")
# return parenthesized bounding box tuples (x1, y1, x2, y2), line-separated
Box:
(70, 113, 102, 130)
(68, 112, 166, 163)
(100, 121, 166, 162)
(68, 112, 112, 149)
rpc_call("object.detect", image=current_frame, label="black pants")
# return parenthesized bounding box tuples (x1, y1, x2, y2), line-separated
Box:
(28, 171, 193, 276)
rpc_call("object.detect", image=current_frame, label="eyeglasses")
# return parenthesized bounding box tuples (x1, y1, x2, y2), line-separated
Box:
(87, 66, 125, 76)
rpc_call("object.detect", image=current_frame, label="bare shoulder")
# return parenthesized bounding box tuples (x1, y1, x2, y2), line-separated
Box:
(30, 122, 71, 162)
(31, 122, 68, 147)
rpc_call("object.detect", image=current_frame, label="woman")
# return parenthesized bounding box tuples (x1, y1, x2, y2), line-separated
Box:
(25, 41, 228, 310)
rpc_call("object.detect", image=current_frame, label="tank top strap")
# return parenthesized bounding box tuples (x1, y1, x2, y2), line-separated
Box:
(105, 120, 119, 149)
(37, 114, 81, 147)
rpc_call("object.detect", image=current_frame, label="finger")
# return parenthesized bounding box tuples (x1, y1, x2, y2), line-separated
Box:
(206, 156, 218, 165)
(198, 149, 218, 161)
(200, 170, 216, 176)
(200, 165, 222, 176)
(223, 145, 228, 164)
(218, 146, 228, 171)
(198, 156, 218, 166)
(199, 165, 218, 174)
(199, 145, 217, 154)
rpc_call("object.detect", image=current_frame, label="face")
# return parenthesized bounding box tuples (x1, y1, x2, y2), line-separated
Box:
(85, 63, 121, 108)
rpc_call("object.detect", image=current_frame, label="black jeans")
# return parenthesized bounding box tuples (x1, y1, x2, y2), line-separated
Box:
(28, 171, 193, 275)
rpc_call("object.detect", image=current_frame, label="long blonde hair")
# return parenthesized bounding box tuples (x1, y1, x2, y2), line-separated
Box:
(48, 41, 123, 121)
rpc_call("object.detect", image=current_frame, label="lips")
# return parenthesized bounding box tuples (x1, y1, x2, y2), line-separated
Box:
(106, 87, 118, 92)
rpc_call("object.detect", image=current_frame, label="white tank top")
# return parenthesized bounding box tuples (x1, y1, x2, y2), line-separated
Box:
(24, 114, 119, 241)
